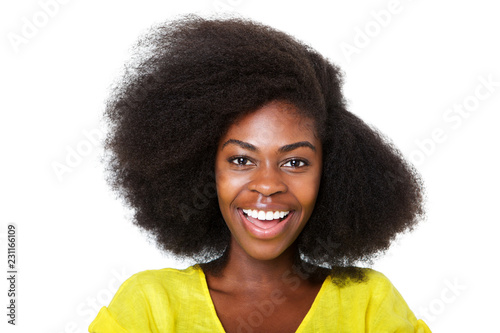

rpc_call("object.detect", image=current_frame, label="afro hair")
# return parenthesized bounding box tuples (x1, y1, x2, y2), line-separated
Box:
(103, 15, 425, 279)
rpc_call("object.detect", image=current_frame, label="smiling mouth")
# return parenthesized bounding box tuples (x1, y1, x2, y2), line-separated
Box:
(242, 209, 290, 221)
(240, 208, 292, 230)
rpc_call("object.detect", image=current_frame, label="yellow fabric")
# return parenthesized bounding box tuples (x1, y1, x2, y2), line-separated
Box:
(89, 265, 431, 332)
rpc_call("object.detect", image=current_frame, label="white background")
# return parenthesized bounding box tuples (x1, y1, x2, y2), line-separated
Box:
(1, 0, 499, 332)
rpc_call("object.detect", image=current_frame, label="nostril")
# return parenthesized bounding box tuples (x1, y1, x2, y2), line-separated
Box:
(247, 178, 287, 197)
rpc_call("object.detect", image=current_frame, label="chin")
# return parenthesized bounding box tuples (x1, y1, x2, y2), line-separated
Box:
(240, 241, 292, 262)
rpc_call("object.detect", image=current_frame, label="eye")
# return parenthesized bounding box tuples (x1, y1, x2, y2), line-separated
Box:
(282, 159, 308, 168)
(229, 156, 254, 166)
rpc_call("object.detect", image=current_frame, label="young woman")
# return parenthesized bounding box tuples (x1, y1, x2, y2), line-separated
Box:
(89, 15, 431, 332)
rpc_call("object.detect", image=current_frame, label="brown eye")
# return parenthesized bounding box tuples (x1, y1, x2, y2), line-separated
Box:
(230, 157, 253, 166)
(282, 159, 307, 168)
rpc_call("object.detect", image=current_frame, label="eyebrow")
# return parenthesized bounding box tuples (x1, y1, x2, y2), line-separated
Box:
(221, 139, 316, 153)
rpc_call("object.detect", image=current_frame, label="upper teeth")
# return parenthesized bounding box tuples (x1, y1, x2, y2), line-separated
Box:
(242, 209, 290, 221)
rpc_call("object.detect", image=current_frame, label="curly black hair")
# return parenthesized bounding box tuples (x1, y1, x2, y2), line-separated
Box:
(103, 15, 425, 278)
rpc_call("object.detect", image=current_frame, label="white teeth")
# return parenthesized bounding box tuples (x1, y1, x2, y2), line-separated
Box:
(242, 209, 290, 221)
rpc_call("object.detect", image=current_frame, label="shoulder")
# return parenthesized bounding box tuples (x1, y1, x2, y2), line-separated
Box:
(357, 268, 414, 310)
(122, 265, 202, 287)
(316, 268, 431, 331)
(328, 267, 408, 304)
(335, 268, 431, 331)
(359, 267, 396, 292)
(321, 267, 400, 308)
(88, 265, 206, 332)
(114, 265, 203, 300)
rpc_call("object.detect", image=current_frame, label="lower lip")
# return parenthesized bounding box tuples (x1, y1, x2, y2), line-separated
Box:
(238, 209, 294, 239)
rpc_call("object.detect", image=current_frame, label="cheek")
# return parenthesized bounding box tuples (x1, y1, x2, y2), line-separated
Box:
(298, 185, 320, 209)
(215, 171, 247, 231)
(289, 171, 322, 213)
(215, 169, 242, 210)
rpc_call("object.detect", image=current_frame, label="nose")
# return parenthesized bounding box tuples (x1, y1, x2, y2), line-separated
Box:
(247, 165, 287, 196)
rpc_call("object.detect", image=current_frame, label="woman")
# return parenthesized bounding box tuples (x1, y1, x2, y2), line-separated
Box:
(89, 15, 431, 332)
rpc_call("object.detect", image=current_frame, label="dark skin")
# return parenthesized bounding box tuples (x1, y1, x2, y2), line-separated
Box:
(203, 241, 328, 333)
(202, 100, 329, 332)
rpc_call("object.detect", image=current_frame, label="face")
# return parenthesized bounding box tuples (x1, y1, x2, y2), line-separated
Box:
(215, 100, 322, 261)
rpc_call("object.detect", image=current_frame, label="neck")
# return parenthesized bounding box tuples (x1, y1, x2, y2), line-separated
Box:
(205, 238, 303, 292)
(236, 240, 297, 283)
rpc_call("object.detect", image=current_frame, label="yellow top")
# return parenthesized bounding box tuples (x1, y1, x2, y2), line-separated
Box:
(88, 265, 431, 332)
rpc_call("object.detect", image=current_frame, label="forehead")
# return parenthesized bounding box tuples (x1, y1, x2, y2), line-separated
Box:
(220, 101, 319, 148)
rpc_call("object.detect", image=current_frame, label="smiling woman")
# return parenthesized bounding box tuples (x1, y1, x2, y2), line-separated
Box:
(89, 15, 431, 333)
(215, 101, 322, 262)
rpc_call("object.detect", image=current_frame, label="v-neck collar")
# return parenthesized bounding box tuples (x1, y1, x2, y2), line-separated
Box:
(194, 264, 331, 333)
